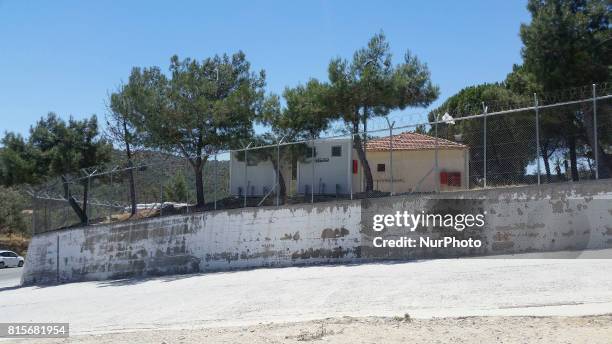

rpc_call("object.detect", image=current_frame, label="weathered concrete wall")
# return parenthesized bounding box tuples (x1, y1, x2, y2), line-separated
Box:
(22, 202, 361, 285)
(361, 179, 612, 259)
(22, 179, 612, 285)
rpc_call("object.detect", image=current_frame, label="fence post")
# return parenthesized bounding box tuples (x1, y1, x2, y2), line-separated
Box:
(109, 170, 113, 222)
(349, 133, 353, 200)
(482, 102, 487, 188)
(87, 175, 91, 225)
(276, 136, 285, 206)
(311, 136, 315, 204)
(56, 234, 60, 283)
(32, 193, 37, 235)
(214, 152, 218, 210)
(534, 93, 541, 185)
(434, 114, 440, 193)
(159, 179, 163, 217)
(593, 84, 598, 180)
(244, 147, 248, 208)
(388, 119, 395, 196)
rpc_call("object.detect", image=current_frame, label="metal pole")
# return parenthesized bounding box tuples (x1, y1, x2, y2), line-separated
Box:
(276, 141, 280, 206)
(214, 152, 218, 210)
(434, 114, 440, 193)
(159, 179, 163, 217)
(534, 93, 541, 185)
(593, 84, 599, 180)
(349, 133, 353, 200)
(56, 235, 60, 282)
(109, 171, 113, 222)
(385, 118, 395, 196)
(482, 102, 487, 188)
(244, 147, 248, 208)
(87, 175, 91, 224)
(275, 136, 286, 206)
(311, 137, 315, 203)
(32, 194, 37, 235)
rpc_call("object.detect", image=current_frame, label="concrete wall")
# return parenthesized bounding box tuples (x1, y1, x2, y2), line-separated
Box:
(22, 202, 362, 285)
(361, 180, 612, 259)
(22, 179, 612, 285)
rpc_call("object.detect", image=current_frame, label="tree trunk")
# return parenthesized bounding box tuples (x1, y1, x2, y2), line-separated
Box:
(270, 159, 287, 200)
(123, 119, 137, 216)
(540, 141, 552, 183)
(353, 134, 374, 192)
(193, 156, 205, 207)
(61, 175, 87, 224)
(542, 149, 552, 183)
(568, 136, 579, 181)
(127, 161, 137, 216)
(582, 106, 612, 178)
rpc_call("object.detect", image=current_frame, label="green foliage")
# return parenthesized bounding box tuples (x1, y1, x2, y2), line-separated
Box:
(107, 85, 143, 155)
(520, 0, 611, 90)
(428, 83, 537, 184)
(0, 113, 112, 187)
(164, 171, 189, 202)
(0, 186, 29, 234)
(327, 32, 439, 126)
(275, 79, 332, 140)
(322, 32, 439, 191)
(519, 0, 612, 179)
(124, 52, 274, 206)
(0, 133, 38, 186)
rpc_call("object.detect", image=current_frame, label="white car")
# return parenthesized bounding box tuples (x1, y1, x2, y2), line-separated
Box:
(0, 250, 24, 268)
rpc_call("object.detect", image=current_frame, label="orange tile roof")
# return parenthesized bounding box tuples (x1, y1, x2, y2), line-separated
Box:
(365, 131, 467, 151)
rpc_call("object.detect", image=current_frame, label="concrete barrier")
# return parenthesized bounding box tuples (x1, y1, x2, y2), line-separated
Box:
(21, 179, 612, 285)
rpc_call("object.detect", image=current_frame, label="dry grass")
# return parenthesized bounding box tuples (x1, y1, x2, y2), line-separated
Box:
(0, 230, 30, 256)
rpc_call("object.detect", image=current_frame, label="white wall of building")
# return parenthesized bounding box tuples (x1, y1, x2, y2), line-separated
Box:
(229, 152, 276, 196)
(297, 139, 352, 195)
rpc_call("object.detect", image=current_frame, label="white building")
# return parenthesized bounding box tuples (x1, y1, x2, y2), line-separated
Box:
(229, 138, 352, 197)
(229, 132, 469, 197)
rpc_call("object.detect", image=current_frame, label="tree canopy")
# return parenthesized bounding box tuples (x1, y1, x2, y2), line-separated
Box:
(0, 113, 112, 223)
(125, 52, 273, 206)
(428, 83, 537, 186)
(325, 32, 439, 191)
(519, 0, 612, 179)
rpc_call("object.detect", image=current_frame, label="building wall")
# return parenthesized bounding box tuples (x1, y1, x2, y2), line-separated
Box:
(22, 179, 612, 285)
(230, 152, 275, 196)
(353, 148, 469, 193)
(297, 139, 352, 195)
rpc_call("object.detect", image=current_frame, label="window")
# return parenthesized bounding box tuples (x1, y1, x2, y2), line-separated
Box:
(331, 146, 342, 157)
(377, 163, 386, 172)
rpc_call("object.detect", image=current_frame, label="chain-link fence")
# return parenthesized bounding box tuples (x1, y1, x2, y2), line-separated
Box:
(29, 83, 612, 233)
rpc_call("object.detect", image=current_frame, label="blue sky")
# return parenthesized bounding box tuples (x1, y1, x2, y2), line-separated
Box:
(0, 0, 530, 137)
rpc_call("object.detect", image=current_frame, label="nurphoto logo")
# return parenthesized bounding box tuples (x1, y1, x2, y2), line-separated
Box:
(371, 211, 486, 248)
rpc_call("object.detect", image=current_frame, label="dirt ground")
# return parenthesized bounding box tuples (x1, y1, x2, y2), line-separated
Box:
(12, 315, 612, 344)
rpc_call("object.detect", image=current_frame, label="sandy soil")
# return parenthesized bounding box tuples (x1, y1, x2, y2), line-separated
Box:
(9, 315, 612, 344)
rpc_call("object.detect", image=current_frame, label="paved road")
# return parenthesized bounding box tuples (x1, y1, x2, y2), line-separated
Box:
(0, 267, 22, 289)
(1, 250, 612, 336)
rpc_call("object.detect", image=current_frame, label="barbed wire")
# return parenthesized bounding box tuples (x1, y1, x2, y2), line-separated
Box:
(26, 82, 612, 197)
